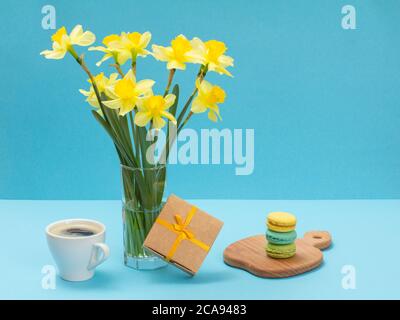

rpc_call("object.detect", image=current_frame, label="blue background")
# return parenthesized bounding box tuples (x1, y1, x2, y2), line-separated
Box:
(1, 0, 400, 200)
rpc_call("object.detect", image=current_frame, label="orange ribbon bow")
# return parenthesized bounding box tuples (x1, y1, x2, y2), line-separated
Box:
(155, 206, 210, 261)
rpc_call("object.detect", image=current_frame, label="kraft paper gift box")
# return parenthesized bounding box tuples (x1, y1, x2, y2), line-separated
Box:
(143, 194, 224, 275)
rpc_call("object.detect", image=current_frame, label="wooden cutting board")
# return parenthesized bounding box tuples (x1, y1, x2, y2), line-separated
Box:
(223, 231, 332, 278)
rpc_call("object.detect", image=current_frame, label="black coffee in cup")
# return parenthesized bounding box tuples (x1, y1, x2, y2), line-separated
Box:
(60, 227, 97, 237)
(49, 222, 101, 238)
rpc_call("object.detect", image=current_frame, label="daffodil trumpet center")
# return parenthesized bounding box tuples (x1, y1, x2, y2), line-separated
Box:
(147, 96, 165, 117)
(115, 79, 136, 100)
(171, 36, 192, 62)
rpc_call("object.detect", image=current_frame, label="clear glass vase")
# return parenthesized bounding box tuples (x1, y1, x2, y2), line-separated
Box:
(121, 164, 168, 270)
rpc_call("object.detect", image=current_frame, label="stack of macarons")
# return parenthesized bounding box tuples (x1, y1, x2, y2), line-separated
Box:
(265, 212, 297, 259)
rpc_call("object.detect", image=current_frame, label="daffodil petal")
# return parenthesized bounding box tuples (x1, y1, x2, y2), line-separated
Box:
(105, 89, 118, 100)
(152, 116, 166, 129)
(104, 75, 119, 99)
(117, 51, 131, 65)
(191, 97, 207, 113)
(102, 99, 122, 110)
(70, 25, 83, 41)
(40, 49, 67, 59)
(88, 46, 108, 53)
(77, 31, 96, 46)
(208, 104, 220, 113)
(107, 39, 125, 50)
(96, 53, 113, 67)
(164, 94, 176, 109)
(119, 104, 133, 116)
(219, 55, 234, 67)
(79, 89, 90, 96)
(109, 73, 119, 81)
(185, 51, 205, 64)
(124, 69, 136, 83)
(140, 32, 152, 48)
(198, 79, 213, 94)
(104, 85, 119, 100)
(70, 25, 96, 46)
(167, 60, 185, 70)
(134, 111, 152, 126)
(161, 111, 177, 124)
(187, 38, 206, 64)
(143, 89, 154, 98)
(119, 99, 135, 115)
(135, 79, 155, 94)
(152, 45, 173, 61)
(208, 63, 233, 77)
(208, 110, 218, 122)
(190, 37, 206, 53)
(135, 98, 146, 111)
(137, 49, 150, 57)
(87, 95, 100, 108)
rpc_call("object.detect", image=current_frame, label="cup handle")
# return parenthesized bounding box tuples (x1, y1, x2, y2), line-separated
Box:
(87, 243, 110, 271)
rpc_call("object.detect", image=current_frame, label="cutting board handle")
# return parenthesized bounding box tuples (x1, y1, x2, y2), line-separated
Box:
(302, 231, 332, 250)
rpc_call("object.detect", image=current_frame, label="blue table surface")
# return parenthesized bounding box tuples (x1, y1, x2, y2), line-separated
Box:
(0, 199, 399, 300)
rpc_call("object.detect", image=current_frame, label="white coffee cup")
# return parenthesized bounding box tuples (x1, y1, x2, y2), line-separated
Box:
(46, 219, 110, 282)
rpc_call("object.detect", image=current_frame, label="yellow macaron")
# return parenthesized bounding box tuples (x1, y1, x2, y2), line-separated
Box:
(267, 212, 296, 232)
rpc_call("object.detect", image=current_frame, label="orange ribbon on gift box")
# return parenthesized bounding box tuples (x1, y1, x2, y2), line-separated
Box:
(155, 206, 210, 261)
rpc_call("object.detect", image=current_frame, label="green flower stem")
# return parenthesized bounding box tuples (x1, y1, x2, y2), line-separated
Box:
(111, 62, 125, 77)
(176, 88, 196, 126)
(131, 52, 137, 77)
(68, 48, 105, 120)
(162, 66, 208, 164)
(70, 51, 133, 167)
(129, 112, 140, 165)
(124, 199, 160, 257)
(122, 176, 145, 255)
(163, 69, 176, 97)
(68, 48, 155, 216)
(132, 63, 136, 76)
(125, 209, 142, 256)
(176, 66, 207, 126)
(178, 111, 193, 132)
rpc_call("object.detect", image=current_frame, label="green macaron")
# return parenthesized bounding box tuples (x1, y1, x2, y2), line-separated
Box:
(266, 229, 297, 245)
(266, 242, 296, 259)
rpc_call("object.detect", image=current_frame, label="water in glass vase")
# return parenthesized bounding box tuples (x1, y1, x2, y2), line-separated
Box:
(121, 164, 168, 270)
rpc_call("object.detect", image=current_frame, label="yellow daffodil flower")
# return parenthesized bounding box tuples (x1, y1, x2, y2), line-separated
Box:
(40, 25, 96, 59)
(102, 70, 155, 116)
(88, 34, 130, 66)
(135, 94, 177, 129)
(191, 79, 226, 122)
(108, 31, 152, 62)
(79, 72, 119, 108)
(152, 34, 203, 70)
(190, 38, 234, 76)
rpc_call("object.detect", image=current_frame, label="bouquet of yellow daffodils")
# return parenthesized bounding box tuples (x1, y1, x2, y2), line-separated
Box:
(41, 25, 233, 267)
